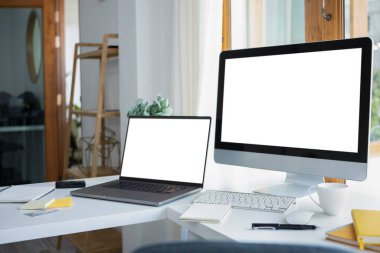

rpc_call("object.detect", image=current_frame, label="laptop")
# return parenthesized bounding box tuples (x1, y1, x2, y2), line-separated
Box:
(71, 116, 211, 206)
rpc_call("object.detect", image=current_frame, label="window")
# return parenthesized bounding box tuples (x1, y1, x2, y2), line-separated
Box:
(225, 0, 305, 50)
(368, 0, 380, 154)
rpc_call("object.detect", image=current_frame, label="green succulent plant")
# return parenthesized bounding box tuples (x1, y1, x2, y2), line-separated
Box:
(127, 98, 150, 116)
(127, 95, 173, 117)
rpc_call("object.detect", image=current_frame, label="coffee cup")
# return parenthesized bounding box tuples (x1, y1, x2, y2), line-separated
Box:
(308, 183, 349, 216)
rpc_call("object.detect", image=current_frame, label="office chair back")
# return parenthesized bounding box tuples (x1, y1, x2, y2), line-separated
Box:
(133, 241, 354, 253)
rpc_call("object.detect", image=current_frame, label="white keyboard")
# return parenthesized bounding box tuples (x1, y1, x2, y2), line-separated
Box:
(193, 190, 296, 213)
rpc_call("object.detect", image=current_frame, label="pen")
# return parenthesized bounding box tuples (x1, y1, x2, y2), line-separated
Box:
(252, 223, 317, 230)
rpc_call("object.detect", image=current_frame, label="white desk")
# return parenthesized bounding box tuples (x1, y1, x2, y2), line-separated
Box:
(0, 176, 190, 244)
(167, 190, 380, 252)
(1, 176, 379, 253)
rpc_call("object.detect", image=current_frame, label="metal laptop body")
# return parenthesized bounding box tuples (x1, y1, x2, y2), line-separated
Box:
(71, 116, 211, 206)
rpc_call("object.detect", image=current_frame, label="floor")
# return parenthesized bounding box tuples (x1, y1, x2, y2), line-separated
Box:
(0, 228, 123, 253)
(0, 236, 77, 253)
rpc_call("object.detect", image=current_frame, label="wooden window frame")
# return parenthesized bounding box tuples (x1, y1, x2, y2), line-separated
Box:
(222, 0, 231, 51)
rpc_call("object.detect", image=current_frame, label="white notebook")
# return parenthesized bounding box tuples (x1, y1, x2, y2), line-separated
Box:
(180, 203, 231, 223)
(0, 185, 55, 203)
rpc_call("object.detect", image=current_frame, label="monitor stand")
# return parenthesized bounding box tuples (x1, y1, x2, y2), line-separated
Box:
(255, 173, 324, 198)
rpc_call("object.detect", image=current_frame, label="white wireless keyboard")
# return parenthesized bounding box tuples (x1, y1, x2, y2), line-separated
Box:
(193, 190, 296, 213)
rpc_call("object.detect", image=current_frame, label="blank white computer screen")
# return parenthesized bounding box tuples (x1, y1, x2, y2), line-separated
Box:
(222, 48, 362, 153)
(121, 118, 210, 183)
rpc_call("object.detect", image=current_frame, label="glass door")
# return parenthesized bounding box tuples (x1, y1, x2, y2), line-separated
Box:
(0, 8, 45, 185)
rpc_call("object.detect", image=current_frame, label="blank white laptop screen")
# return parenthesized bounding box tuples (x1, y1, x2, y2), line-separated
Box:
(222, 48, 362, 153)
(121, 118, 210, 184)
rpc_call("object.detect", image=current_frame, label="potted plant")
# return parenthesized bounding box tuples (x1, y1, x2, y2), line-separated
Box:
(127, 95, 173, 116)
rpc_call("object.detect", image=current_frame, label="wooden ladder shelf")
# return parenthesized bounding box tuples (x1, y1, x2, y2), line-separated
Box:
(63, 33, 120, 179)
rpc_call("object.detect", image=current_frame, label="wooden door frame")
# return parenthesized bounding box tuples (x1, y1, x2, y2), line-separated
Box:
(305, 0, 344, 42)
(222, 0, 231, 51)
(0, 0, 66, 182)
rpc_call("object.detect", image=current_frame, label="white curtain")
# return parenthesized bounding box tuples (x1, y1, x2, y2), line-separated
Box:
(172, 1, 200, 115)
(172, 0, 223, 116)
(197, 1, 223, 117)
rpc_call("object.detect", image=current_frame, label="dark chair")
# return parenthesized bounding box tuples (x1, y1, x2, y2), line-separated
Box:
(17, 91, 43, 125)
(132, 241, 354, 253)
(0, 140, 24, 186)
(18, 91, 41, 111)
(0, 92, 11, 125)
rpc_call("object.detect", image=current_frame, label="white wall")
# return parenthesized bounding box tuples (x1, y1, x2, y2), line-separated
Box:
(118, 0, 178, 145)
(78, 0, 120, 165)
(135, 0, 175, 102)
(118, 0, 137, 143)
(65, 0, 80, 107)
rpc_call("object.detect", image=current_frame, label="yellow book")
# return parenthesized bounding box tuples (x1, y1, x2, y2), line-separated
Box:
(326, 223, 380, 252)
(352, 209, 380, 250)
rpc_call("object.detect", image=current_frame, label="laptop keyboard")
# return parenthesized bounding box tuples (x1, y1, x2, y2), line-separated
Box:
(106, 181, 185, 194)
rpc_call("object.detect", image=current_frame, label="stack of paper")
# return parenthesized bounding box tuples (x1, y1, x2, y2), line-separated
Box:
(180, 203, 231, 223)
(0, 185, 54, 203)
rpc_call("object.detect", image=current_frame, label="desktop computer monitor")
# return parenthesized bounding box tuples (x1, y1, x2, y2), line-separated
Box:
(214, 38, 373, 197)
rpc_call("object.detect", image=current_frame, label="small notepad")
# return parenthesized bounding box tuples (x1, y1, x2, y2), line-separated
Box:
(180, 203, 231, 223)
(20, 198, 55, 210)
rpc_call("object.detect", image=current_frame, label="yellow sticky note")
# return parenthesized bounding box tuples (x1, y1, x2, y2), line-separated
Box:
(47, 197, 73, 208)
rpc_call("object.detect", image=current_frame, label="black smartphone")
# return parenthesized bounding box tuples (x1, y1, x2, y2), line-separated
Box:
(55, 180, 86, 189)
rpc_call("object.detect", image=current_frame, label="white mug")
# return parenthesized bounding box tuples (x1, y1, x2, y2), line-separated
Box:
(308, 183, 349, 216)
